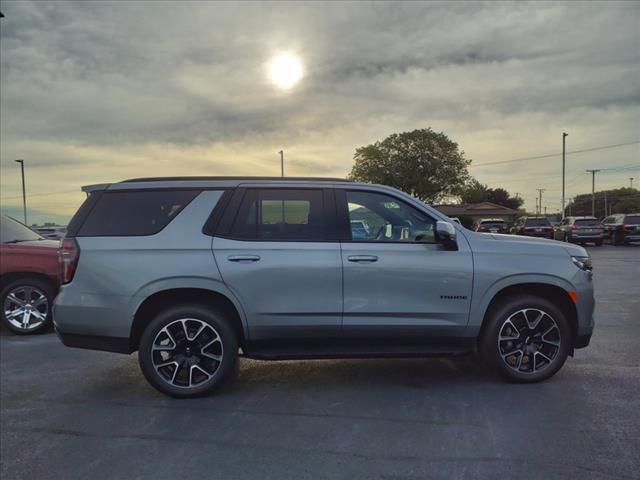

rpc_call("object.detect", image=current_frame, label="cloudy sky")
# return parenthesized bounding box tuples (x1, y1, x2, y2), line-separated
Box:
(1, 1, 639, 224)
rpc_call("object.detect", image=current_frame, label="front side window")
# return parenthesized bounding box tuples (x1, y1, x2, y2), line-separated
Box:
(345, 191, 435, 243)
(231, 189, 326, 241)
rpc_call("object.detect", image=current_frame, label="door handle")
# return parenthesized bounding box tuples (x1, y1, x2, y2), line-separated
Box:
(347, 255, 378, 263)
(227, 255, 261, 263)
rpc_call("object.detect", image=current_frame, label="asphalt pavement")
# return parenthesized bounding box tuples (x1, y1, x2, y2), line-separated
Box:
(1, 245, 639, 480)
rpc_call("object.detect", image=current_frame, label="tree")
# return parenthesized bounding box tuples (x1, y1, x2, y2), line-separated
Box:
(487, 188, 523, 210)
(459, 180, 523, 210)
(566, 188, 639, 217)
(349, 128, 471, 203)
(459, 179, 489, 204)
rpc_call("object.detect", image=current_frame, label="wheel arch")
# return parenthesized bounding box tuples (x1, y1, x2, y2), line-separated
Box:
(478, 281, 578, 350)
(0, 271, 58, 293)
(129, 287, 247, 352)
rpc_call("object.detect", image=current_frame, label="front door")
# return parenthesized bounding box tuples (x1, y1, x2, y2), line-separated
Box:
(213, 187, 342, 343)
(337, 189, 473, 344)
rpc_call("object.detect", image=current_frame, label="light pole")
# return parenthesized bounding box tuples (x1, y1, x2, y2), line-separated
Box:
(14, 159, 27, 225)
(631, 177, 635, 189)
(562, 132, 568, 218)
(536, 188, 545, 215)
(278, 150, 284, 177)
(586, 169, 600, 217)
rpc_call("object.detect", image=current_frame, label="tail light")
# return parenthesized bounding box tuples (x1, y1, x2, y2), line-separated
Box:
(59, 238, 80, 284)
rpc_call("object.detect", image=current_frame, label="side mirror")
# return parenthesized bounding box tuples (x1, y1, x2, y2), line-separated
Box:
(436, 220, 458, 250)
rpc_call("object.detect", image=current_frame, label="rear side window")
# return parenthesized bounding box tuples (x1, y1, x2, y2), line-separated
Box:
(77, 190, 200, 236)
(525, 218, 551, 227)
(623, 215, 640, 225)
(231, 189, 326, 241)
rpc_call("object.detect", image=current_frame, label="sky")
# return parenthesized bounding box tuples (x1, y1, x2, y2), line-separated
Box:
(1, 1, 639, 224)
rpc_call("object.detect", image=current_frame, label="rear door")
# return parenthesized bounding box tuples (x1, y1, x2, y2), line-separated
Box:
(212, 187, 342, 342)
(336, 188, 473, 343)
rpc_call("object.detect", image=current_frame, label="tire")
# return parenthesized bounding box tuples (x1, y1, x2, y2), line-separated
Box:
(479, 295, 571, 383)
(563, 233, 571, 243)
(138, 304, 238, 398)
(0, 277, 55, 335)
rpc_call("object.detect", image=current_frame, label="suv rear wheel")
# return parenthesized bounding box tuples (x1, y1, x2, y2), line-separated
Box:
(1, 278, 54, 335)
(138, 304, 238, 398)
(480, 295, 571, 383)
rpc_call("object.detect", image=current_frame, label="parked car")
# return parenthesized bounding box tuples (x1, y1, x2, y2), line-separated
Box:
(601, 213, 640, 245)
(54, 177, 594, 397)
(474, 218, 509, 234)
(512, 216, 554, 239)
(0, 215, 60, 334)
(554, 216, 603, 246)
(34, 226, 67, 240)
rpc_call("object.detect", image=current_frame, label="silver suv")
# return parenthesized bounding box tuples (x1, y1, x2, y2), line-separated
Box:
(54, 177, 595, 397)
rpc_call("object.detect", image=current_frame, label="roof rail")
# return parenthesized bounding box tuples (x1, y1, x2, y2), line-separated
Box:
(121, 176, 352, 183)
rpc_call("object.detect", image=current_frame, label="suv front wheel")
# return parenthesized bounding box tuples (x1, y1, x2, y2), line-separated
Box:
(480, 295, 571, 383)
(138, 304, 238, 398)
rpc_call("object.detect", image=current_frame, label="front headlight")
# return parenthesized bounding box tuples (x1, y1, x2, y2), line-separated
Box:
(571, 255, 593, 271)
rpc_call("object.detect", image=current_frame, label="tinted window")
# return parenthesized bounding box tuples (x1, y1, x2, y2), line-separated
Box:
(78, 190, 200, 236)
(231, 189, 326, 241)
(346, 191, 435, 243)
(574, 219, 600, 227)
(480, 221, 505, 228)
(525, 218, 551, 227)
(623, 215, 640, 225)
(0, 215, 43, 243)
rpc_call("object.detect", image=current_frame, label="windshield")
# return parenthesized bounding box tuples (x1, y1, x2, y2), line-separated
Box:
(623, 215, 640, 225)
(525, 218, 551, 227)
(574, 219, 600, 227)
(480, 221, 505, 228)
(0, 216, 44, 243)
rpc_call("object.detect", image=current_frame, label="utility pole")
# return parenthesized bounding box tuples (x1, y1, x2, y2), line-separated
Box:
(604, 191, 607, 218)
(14, 159, 27, 225)
(278, 150, 284, 177)
(562, 132, 568, 219)
(544, 206, 547, 215)
(535, 197, 539, 215)
(631, 177, 635, 189)
(586, 169, 600, 217)
(536, 188, 545, 216)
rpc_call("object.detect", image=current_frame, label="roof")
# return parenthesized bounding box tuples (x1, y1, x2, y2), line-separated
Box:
(121, 176, 352, 183)
(434, 202, 517, 216)
(82, 176, 353, 193)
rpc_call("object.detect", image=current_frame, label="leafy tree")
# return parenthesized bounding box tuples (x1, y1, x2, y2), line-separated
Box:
(459, 179, 489, 204)
(566, 188, 639, 217)
(349, 128, 471, 203)
(487, 188, 523, 210)
(459, 180, 523, 210)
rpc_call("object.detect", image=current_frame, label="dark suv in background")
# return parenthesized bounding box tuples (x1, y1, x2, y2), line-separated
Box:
(511, 216, 554, 239)
(554, 217, 603, 246)
(602, 213, 640, 245)
(474, 218, 509, 234)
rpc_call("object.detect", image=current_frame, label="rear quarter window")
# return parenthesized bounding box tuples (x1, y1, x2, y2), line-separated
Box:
(77, 190, 200, 236)
(623, 215, 640, 225)
(525, 218, 551, 227)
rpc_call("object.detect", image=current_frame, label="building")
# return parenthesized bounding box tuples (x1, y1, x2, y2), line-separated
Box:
(434, 202, 518, 227)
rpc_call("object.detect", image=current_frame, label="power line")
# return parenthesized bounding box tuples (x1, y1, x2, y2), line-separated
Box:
(0, 189, 78, 201)
(471, 140, 640, 169)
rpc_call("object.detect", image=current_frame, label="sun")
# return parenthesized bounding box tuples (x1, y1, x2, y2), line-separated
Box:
(267, 53, 304, 90)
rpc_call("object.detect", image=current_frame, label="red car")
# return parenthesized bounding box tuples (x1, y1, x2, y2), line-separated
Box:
(0, 215, 60, 334)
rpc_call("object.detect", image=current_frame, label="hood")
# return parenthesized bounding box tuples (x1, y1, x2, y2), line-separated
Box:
(486, 233, 588, 257)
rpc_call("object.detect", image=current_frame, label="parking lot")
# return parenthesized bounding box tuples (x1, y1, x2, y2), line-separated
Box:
(1, 245, 638, 480)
